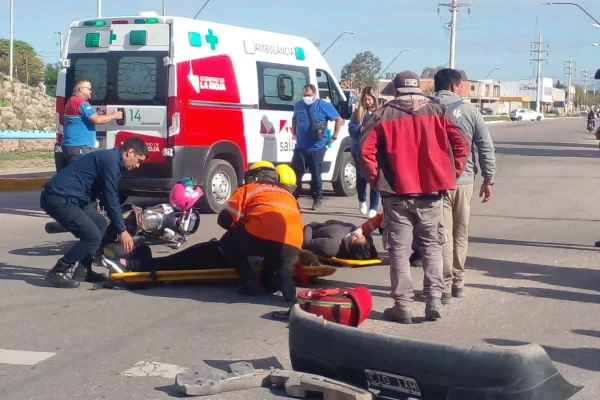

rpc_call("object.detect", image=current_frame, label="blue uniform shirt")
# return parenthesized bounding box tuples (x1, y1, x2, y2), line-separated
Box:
(42, 148, 126, 233)
(293, 99, 340, 150)
(62, 95, 97, 147)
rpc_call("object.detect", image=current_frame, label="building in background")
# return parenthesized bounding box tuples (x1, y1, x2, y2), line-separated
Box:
(499, 77, 553, 113)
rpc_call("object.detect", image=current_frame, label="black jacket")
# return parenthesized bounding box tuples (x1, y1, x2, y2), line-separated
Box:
(42, 148, 126, 232)
(302, 220, 358, 258)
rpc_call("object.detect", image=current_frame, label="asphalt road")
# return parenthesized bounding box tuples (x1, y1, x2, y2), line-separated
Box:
(1, 118, 599, 400)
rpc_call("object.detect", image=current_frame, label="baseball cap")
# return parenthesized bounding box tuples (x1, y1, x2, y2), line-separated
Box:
(393, 70, 423, 94)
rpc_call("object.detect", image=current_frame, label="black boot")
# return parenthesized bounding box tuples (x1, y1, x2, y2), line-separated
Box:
(274, 268, 296, 302)
(45, 259, 80, 289)
(72, 256, 107, 283)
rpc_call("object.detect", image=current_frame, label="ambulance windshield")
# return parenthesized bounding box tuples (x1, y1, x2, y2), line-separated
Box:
(65, 51, 168, 106)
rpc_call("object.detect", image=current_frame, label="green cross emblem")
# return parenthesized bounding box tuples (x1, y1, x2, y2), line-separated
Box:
(205, 29, 219, 50)
(109, 30, 117, 44)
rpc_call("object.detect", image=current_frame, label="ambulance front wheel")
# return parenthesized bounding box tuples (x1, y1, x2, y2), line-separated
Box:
(198, 159, 238, 214)
(332, 152, 357, 197)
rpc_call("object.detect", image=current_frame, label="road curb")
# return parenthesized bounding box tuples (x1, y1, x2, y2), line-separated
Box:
(0, 177, 49, 192)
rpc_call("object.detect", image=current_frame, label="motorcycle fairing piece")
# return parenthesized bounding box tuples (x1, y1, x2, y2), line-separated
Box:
(288, 305, 583, 400)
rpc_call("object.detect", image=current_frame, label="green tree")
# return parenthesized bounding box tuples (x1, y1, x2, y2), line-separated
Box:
(420, 66, 468, 80)
(0, 39, 45, 86)
(44, 63, 58, 96)
(383, 72, 397, 79)
(554, 80, 567, 89)
(340, 51, 382, 90)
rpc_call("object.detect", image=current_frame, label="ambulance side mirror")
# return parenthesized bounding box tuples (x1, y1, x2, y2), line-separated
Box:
(595, 69, 600, 80)
(277, 75, 294, 102)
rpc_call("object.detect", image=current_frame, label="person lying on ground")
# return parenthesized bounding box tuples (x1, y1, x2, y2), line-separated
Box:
(302, 213, 383, 260)
(102, 239, 321, 275)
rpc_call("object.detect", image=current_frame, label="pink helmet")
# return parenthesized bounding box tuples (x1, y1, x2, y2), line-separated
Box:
(169, 178, 204, 211)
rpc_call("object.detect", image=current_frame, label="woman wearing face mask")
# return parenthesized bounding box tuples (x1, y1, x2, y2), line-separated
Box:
(349, 87, 380, 217)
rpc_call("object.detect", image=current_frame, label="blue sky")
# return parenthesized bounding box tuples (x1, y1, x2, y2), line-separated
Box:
(2, 0, 599, 83)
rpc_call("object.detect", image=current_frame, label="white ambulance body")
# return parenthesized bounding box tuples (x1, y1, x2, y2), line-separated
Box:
(55, 12, 357, 213)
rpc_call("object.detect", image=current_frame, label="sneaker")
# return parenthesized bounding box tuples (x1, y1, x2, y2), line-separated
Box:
(359, 202, 368, 215)
(72, 264, 106, 283)
(383, 305, 413, 324)
(425, 297, 442, 321)
(368, 209, 377, 218)
(45, 259, 79, 289)
(101, 255, 128, 273)
(312, 199, 323, 211)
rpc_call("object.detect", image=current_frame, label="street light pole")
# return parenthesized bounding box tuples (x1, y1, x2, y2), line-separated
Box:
(321, 31, 355, 55)
(376, 49, 413, 98)
(194, 0, 212, 19)
(9, 0, 14, 79)
(479, 67, 500, 110)
(162, 0, 166, 16)
(542, 2, 600, 25)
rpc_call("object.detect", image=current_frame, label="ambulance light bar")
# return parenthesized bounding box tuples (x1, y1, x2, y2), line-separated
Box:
(134, 18, 159, 24)
(83, 20, 106, 26)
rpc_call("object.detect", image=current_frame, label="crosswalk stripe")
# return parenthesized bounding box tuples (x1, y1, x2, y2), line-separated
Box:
(0, 349, 56, 366)
(121, 361, 188, 379)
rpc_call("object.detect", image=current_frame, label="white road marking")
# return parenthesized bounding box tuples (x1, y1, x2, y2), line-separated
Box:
(121, 361, 188, 379)
(0, 349, 56, 366)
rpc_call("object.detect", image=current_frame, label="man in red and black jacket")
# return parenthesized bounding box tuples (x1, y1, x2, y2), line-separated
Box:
(358, 70, 470, 324)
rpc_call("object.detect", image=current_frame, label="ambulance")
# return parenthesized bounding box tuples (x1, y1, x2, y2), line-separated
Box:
(55, 11, 357, 213)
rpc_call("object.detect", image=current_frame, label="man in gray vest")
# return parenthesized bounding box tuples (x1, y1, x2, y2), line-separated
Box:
(432, 68, 497, 303)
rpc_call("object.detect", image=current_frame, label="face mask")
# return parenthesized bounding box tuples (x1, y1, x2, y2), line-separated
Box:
(303, 96, 314, 105)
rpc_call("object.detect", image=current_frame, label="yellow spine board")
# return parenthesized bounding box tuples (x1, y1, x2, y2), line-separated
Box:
(109, 265, 337, 283)
(316, 256, 383, 267)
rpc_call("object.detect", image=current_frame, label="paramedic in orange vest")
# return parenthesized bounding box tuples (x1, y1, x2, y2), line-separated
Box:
(217, 161, 303, 302)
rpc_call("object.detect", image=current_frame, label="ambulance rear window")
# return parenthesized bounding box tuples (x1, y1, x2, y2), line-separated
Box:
(65, 51, 168, 106)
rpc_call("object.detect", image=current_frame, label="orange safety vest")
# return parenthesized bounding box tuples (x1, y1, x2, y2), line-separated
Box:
(225, 182, 304, 249)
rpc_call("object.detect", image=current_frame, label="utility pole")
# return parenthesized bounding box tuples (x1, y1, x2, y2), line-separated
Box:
(438, 0, 470, 69)
(55, 32, 64, 60)
(564, 57, 576, 114)
(9, 0, 14, 79)
(530, 34, 548, 113)
(582, 68, 590, 106)
(97, 0, 102, 18)
(162, 0, 166, 16)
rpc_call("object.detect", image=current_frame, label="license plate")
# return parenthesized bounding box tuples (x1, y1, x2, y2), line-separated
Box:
(365, 369, 421, 397)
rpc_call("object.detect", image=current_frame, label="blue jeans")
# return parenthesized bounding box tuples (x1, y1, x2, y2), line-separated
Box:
(292, 147, 327, 200)
(40, 191, 108, 264)
(354, 154, 380, 211)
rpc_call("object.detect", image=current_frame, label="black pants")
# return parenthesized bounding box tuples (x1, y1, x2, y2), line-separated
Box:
(40, 191, 108, 264)
(220, 228, 299, 292)
(133, 240, 230, 272)
(291, 147, 326, 200)
(55, 145, 93, 172)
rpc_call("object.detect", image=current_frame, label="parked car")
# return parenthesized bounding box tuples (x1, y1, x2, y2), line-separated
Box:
(509, 108, 544, 121)
(481, 108, 494, 115)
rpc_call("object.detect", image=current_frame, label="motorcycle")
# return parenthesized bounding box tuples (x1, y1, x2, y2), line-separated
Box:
(587, 119, 596, 133)
(45, 202, 202, 249)
(44, 179, 204, 250)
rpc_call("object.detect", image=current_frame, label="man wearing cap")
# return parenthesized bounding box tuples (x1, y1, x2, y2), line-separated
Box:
(358, 70, 471, 324)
